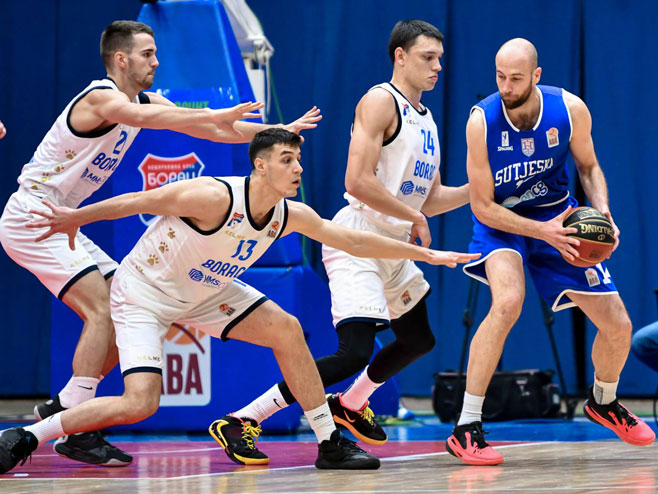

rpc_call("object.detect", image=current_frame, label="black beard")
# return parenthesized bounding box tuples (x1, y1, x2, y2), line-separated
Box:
(501, 84, 533, 110)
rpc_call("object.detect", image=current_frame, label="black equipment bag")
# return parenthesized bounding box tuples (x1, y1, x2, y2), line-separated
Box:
(432, 369, 561, 423)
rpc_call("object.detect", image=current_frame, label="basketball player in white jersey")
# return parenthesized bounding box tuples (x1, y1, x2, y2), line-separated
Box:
(230, 20, 470, 446)
(0, 129, 478, 473)
(0, 20, 320, 466)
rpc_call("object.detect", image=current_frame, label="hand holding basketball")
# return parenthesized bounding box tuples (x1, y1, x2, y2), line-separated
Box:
(561, 207, 615, 267)
(540, 205, 581, 263)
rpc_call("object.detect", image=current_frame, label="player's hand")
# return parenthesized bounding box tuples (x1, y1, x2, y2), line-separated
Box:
(283, 106, 322, 141)
(424, 250, 481, 267)
(0, 120, 6, 139)
(210, 101, 264, 139)
(603, 211, 620, 252)
(410, 214, 431, 247)
(26, 200, 79, 250)
(541, 205, 580, 262)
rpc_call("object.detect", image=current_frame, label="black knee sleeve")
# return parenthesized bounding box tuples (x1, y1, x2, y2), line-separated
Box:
(368, 298, 435, 382)
(277, 321, 378, 405)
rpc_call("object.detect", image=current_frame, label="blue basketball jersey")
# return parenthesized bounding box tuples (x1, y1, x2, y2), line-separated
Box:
(474, 85, 572, 210)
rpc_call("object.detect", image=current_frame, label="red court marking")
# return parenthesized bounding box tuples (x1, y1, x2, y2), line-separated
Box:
(4, 440, 523, 479)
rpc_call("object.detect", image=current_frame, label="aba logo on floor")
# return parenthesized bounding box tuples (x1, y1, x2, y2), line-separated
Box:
(137, 152, 206, 226)
(161, 322, 211, 407)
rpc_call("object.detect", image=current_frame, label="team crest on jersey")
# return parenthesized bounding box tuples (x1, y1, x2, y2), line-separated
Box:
(546, 127, 559, 148)
(267, 221, 280, 238)
(227, 212, 244, 228)
(402, 103, 410, 116)
(137, 152, 205, 226)
(521, 138, 535, 157)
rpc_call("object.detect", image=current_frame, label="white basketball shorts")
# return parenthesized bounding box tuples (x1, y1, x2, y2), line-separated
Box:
(0, 189, 118, 299)
(321, 206, 430, 328)
(111, 264, 268, 375)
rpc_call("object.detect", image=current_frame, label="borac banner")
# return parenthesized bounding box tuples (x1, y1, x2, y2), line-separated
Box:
(137, 152, 206, 226)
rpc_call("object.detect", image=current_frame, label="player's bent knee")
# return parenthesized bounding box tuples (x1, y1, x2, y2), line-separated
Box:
(415, 332, 436, 355)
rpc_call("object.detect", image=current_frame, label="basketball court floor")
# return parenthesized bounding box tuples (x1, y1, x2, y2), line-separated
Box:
(1, 402, 657, 494)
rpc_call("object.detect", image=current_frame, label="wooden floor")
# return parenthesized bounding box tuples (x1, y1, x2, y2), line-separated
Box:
(2, 438, 657, 493)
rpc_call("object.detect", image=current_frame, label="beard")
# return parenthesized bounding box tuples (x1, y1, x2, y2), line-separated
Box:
(127, 63, 154, 90)
(500, 82, 533, 110)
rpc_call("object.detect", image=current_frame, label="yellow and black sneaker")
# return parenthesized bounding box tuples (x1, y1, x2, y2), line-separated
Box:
(209, 415, 269, 465)
(327, 393, 387, 445)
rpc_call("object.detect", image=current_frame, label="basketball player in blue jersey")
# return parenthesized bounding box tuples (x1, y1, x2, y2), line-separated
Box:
(0, 129, 478, 473)
(445, 38, 654, 466)
(227, 20, 472, 450)
(0, 20, 320, 467)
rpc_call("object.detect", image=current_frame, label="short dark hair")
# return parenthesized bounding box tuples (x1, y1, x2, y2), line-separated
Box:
(388, 20, 444, 63)
(100, 20, 154, 69)
(248, 128, 302, 167)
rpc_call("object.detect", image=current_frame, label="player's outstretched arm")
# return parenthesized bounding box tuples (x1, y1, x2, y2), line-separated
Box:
(147, 93, 321, 143)
(84, 89, 262, 136)
(284, 200, 480, 267)
(26, 177, 231, 249)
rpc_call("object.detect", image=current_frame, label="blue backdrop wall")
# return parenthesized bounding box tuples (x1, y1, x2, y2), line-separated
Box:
(0, 0, 656, 397)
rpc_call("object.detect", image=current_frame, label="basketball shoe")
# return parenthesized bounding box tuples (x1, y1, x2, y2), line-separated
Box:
(327, 393, 387, 445)
(209, 415, 269, 465)
(583, 387, 655, 446)
(34, 394, 133, 466)
(445, 421, 504, 466)
(315, 429, 380, 469)
(0, 428, 38, 474)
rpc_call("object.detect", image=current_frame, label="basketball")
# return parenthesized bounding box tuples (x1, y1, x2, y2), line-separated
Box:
(562, 207, 615, 267)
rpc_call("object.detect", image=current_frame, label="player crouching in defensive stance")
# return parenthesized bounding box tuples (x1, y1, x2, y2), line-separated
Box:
(0, 129, 479, 473)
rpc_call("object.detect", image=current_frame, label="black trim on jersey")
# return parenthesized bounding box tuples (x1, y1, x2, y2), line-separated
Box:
(383, 92, 402, 147)
(388, 83, 428, 116)
(58, 265, 100, 300)
(66, 86, 119, 138)
(103, 268, 117, 280)
(336, 316, 391, 331)
(122, 366, 163, 378)
(275, 200, 289, 240)
(244, 176, 275, 231)
(138, 91, 150, 104)
(180, 178, 234, 235)
(221, 296, 269, 341)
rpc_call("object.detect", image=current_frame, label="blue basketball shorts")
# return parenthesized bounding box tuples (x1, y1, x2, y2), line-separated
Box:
(463, 196, 618, 311)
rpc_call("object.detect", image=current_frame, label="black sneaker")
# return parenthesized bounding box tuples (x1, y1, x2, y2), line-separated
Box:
(54, 432, 133, 466)
(327, 393, 387, 445)
(0, 428, 38, 474)
(583, 387, 655, 446)
(34, 395, 65, 421)
(208, 415, 269, 465)
(35, 394, 133, 467)
(315, 429, 380, 470)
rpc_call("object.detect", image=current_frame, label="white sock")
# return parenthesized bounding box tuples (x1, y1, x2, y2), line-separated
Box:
(25, 412, 66, 444)
(232, 384, 289, 424)
(305, 402, 336, 443)
(58, 376, 100, 408)
(340, 366, 384, 411)
(594, 375, 619, 405)
(457, 392, 485, 426)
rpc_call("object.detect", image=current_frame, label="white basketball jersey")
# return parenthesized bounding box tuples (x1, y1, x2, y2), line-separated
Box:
(17, 78, 144, 208)
(344, 82, 441, 235)
(123, 176, 288, 303)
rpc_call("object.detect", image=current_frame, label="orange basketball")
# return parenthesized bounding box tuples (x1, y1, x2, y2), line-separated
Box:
(562, 207, 615, 267)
